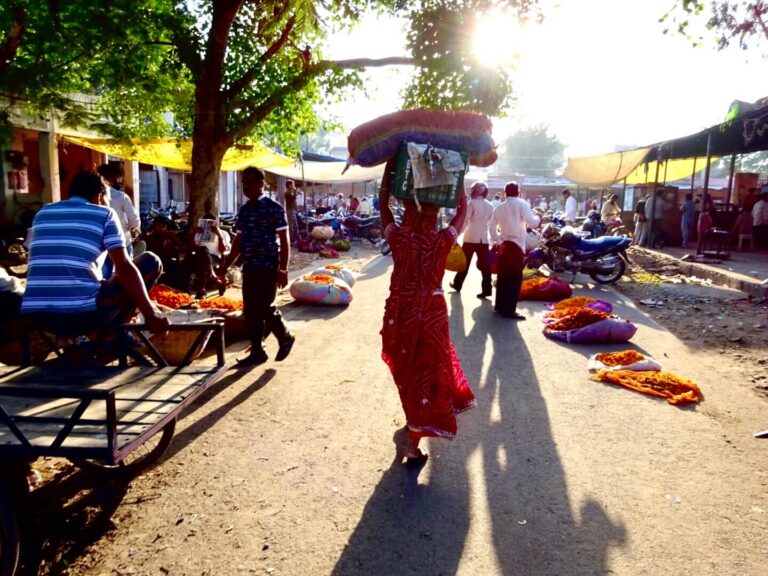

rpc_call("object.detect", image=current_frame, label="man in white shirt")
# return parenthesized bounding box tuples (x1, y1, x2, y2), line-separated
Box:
(98, 164, 140, 253)
(449, 181, 494, 298)
(358, 194, 372, 217)
(490, 181, 540, 320)
(562, 188, 577, 226)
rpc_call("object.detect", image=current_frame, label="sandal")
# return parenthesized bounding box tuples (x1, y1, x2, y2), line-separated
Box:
(404, 448, 429, 468)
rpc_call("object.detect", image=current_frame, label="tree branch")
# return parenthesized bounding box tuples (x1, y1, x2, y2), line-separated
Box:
(229, 56, 415, 142)
(225, 15, 296, 100)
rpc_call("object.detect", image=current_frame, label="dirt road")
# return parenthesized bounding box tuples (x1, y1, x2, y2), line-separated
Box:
(36, 247, 768, 576)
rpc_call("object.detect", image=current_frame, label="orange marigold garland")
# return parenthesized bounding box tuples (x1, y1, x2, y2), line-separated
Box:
(552, 296, 596, 310)
(591, 369, 702, 405)
(547, 308, 611, 331)
(595, 350, 645, 367)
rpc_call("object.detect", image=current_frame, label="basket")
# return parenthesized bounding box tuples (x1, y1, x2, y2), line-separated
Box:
(149, 309, 225, 365)
(391, 142, 467, 207)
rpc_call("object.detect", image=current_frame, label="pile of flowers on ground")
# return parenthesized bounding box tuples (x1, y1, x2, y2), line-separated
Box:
(591, 370, 702, 405)
(547, 308, 611, 331)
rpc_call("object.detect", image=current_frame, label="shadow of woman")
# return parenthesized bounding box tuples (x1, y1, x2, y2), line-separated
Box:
(449, 302, 626, 575)
(330, 426, 471, 576)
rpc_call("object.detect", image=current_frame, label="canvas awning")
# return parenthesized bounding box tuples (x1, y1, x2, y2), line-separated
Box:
(62, 136, 294, 171)
(267, 161, 384, 183)
(564, 98, 768, 188)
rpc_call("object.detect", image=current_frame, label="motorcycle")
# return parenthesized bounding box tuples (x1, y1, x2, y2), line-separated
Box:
(525, 221, 632, 284)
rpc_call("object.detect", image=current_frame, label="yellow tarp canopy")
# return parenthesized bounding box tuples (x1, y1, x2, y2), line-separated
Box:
(624, 156, 710, 185)
(564, 147, 711, 188)
(62, 136, 294, 171)
(563, 148, 651, 187)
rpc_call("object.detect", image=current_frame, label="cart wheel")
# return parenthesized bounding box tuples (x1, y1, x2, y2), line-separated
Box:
(76, 419, 176, 478)
(0, 484, 20, 576)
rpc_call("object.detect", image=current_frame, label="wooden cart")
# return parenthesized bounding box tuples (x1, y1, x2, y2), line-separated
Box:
(0, 321, 227, 576)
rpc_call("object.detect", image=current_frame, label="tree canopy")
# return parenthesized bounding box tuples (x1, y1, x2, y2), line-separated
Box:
(662, 1, 768, 51)
(1, 0, 542, 223)
(496, 124, 565, 179)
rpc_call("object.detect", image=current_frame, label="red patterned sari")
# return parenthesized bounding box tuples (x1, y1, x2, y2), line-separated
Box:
(381, 217, 476, 439)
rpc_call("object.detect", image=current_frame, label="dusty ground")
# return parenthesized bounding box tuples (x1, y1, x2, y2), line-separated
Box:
(614, 247, 768, 398)
(8, 241, 768, 575)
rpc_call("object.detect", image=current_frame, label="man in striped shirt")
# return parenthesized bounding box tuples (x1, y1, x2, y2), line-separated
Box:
(21, 171, 169, 335)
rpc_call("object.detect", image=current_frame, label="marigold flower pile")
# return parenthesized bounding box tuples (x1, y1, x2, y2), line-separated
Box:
(518, 276, 549, 299)
(552, 296, 596, 310)
(544, 307, 585, 320)
(595, 350, 645, 366)
(304, 274, 336, 284)
(196, 296, 244, 311)
(591, 370, 702, 405)
(150, 285, 195, 309)
(547, 308, 611, 331)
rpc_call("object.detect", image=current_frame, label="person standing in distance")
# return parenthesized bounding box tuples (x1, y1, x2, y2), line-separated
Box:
(490, 181, 540, 320)
(561, 188, 577, 226)
(284, 179, 299, 245)
(220, 168, 295, 367)
(449, 181, 494, 298)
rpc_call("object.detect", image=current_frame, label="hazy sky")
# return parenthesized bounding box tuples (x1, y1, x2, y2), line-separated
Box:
(325, 0, 766, 159)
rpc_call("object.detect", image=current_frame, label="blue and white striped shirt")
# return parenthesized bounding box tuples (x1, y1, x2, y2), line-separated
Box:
(21, 196, 126, 314)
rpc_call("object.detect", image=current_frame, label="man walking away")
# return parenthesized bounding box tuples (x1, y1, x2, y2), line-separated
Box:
(449, 181, 494, 298)
(490, 182, 540, 320)
(220, 168, 295, 367)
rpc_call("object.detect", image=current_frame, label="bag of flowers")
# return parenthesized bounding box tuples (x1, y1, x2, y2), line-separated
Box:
(546, 296, 613, 313)
(543, 308, 637, 344)
(311, 265, 355, 287)
(333, 239, 351, 252)
(290, 273, 353, 305)
(587, 349, 661, 372)
(519, 275, 572, 301)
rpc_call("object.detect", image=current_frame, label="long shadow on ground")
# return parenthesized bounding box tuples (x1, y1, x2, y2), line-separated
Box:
(330, 288, 625, 575)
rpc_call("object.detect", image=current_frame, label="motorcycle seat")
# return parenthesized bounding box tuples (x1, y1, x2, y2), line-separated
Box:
(574, 235, 629, 251)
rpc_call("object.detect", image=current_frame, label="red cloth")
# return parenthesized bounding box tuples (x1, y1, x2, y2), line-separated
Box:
(381, 214, 476, 439)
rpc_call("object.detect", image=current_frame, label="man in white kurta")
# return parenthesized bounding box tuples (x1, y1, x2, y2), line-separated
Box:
(449, 181, 495, 298)
(490, 182, 540, 320)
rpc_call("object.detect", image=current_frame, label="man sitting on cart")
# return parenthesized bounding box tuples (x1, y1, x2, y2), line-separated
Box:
(21, 171, 170, 336)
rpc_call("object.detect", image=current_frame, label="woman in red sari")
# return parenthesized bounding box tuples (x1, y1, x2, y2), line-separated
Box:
(379, 159, 476, 466)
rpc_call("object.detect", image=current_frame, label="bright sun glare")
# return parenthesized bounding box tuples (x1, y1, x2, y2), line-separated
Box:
(472, 9, 526, 68)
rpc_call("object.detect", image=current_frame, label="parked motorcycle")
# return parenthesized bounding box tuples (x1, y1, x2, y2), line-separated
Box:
(525, 222, 631, 284)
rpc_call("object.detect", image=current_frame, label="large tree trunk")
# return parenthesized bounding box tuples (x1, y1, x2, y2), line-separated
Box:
(187, 0, 241, 231)
(189, 124, 228, 230)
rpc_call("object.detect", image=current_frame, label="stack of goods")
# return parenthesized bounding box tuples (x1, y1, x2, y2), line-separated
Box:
(290, 273, 352, 306)
(149, 285, 194, 309)
(590, 369, 702, 406)
(347, 109, 497, 168)
(519, 275, 572, 301)
(543, 307, 637, 343)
